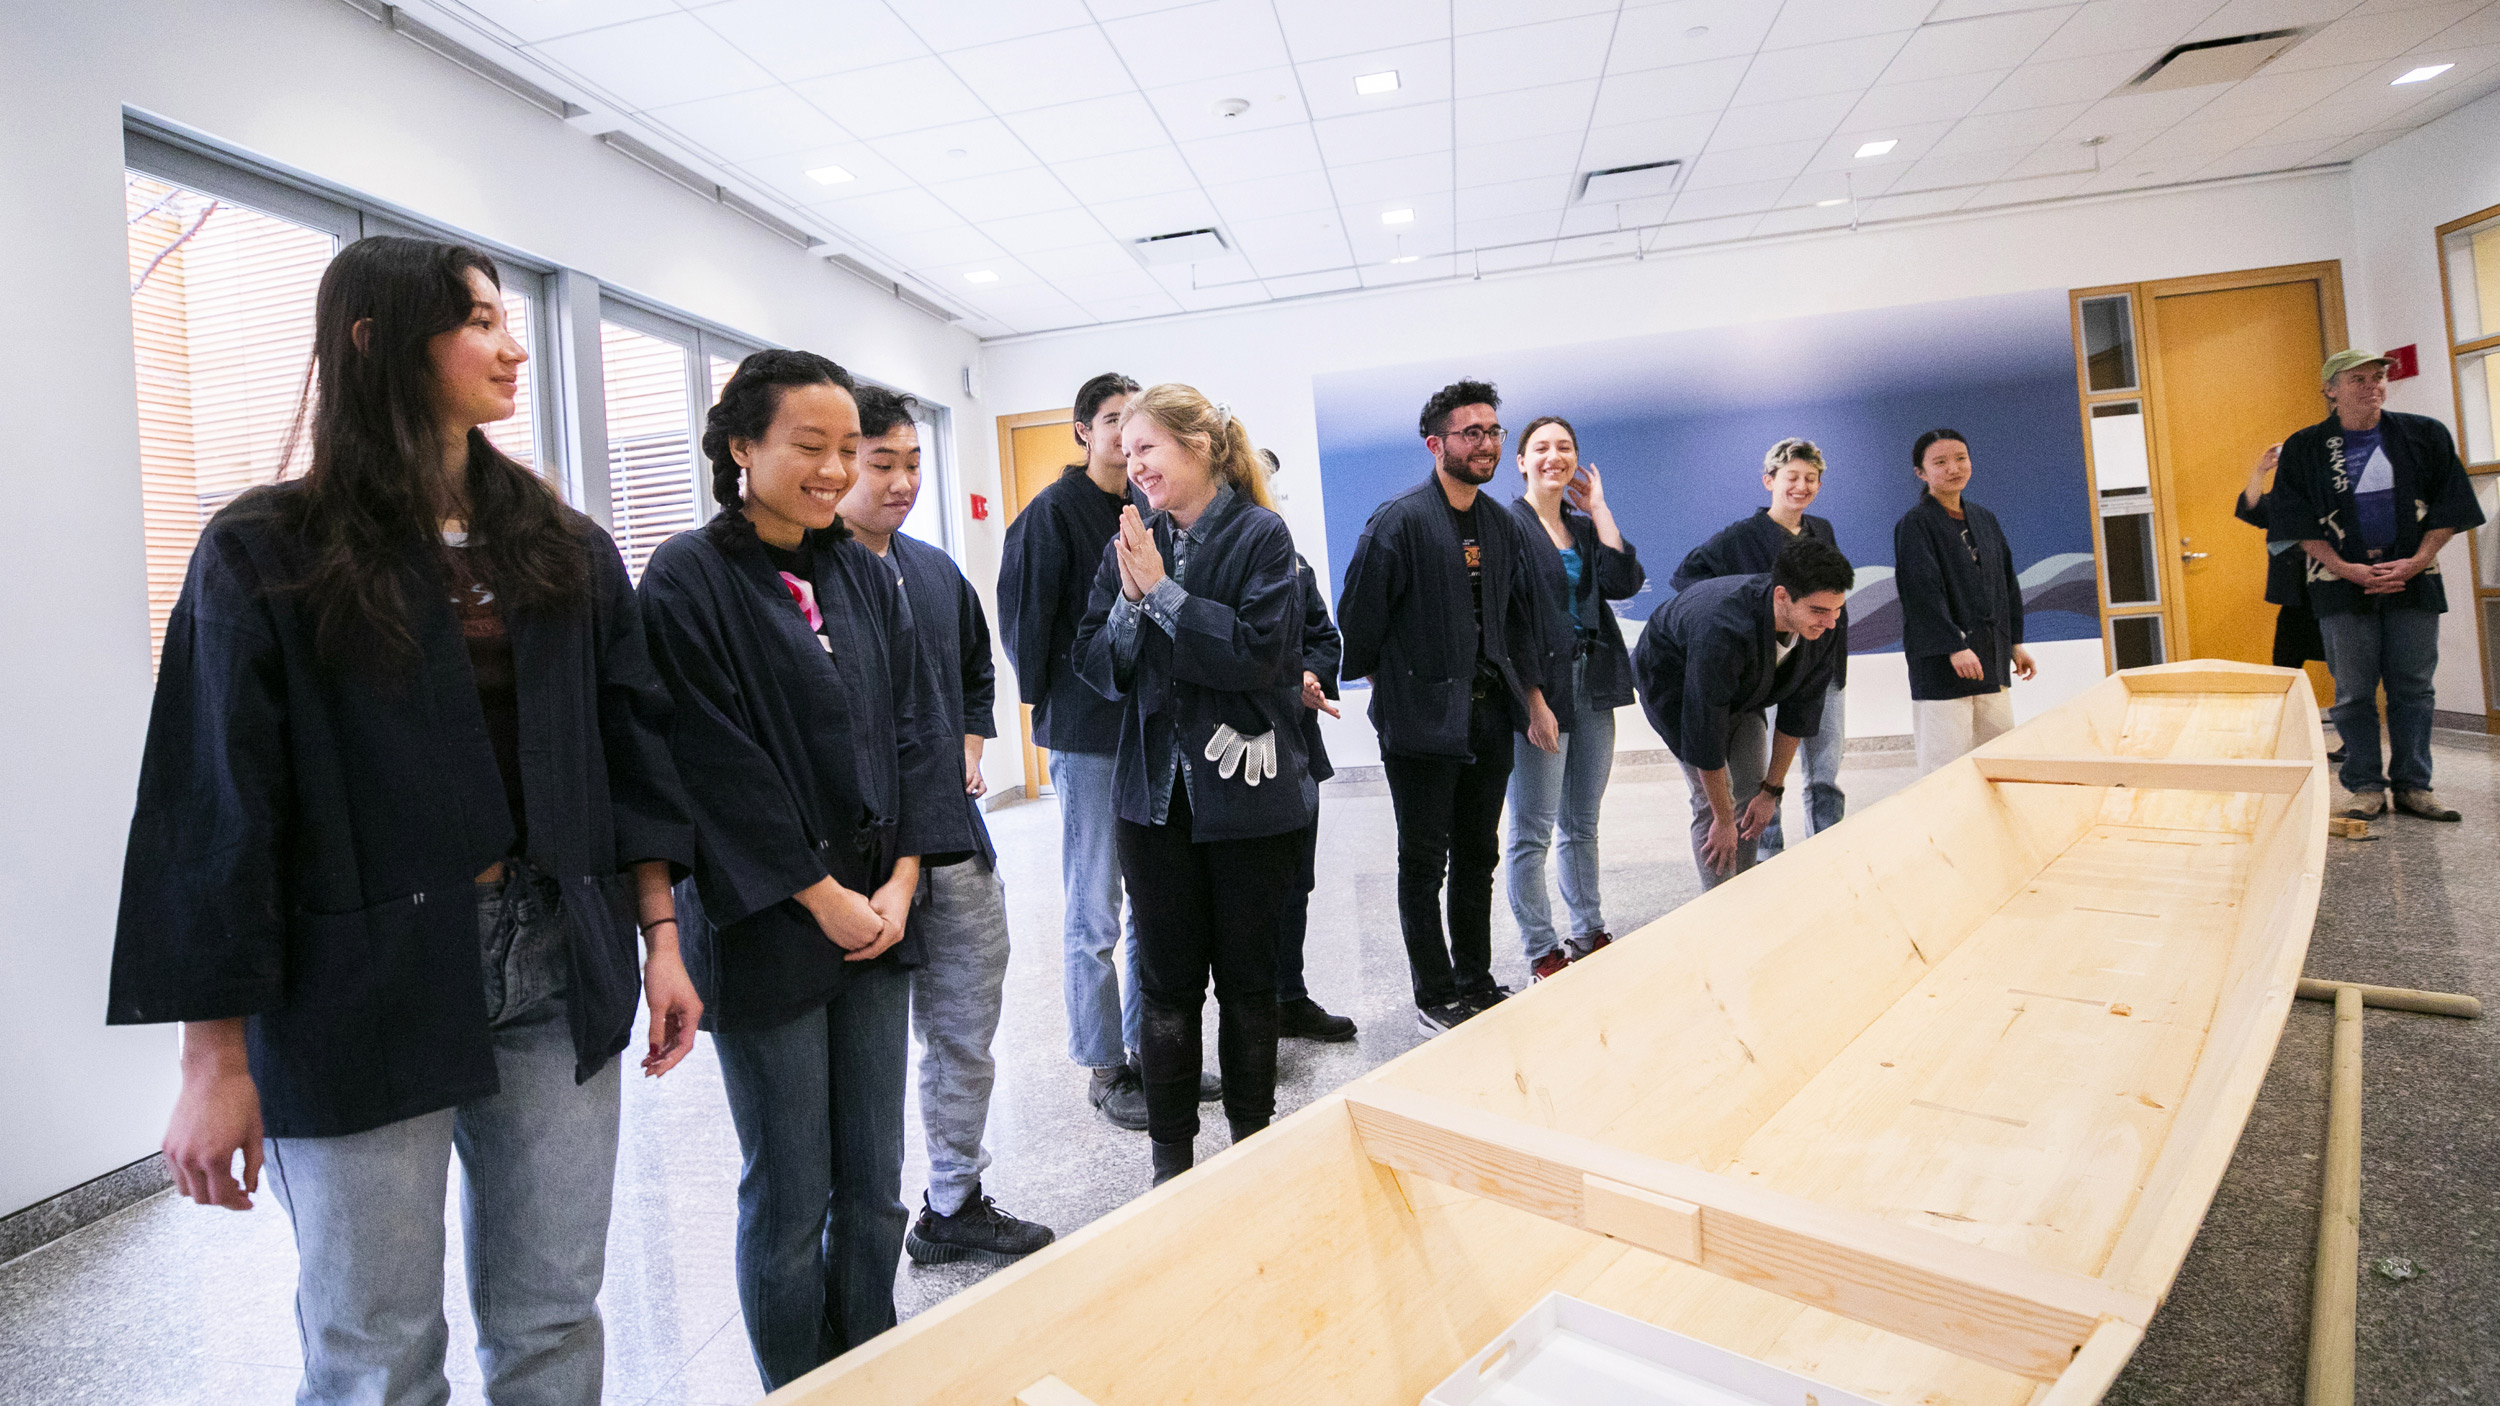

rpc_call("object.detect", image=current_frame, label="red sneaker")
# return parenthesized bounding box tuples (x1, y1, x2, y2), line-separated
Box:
(1530, 950, 1571, 983)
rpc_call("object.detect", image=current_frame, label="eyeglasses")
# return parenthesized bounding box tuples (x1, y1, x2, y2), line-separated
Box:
(1439, 424, 1505, 446)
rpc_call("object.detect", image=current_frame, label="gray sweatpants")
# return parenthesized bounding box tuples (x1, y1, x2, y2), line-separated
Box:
(1680, 709, 1771, 892)
(910, 854, 1013, 1216)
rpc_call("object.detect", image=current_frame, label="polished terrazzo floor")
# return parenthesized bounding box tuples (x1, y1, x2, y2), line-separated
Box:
(2, 738, 2492, 1405)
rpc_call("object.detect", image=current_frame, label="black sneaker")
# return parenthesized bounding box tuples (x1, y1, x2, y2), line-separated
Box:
(904, 1184, 1056, 1266)
(1459, 985, 1513, 1019)
(1416, 1000, 1468, 1034)
(1088, 1063, 1148, 1131)
(1278, 996, 1358, 1042)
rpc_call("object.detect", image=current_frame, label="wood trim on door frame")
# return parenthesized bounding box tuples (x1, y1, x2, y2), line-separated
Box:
(998, 407, 1078, 799)
(2433, 199, 2500, 733)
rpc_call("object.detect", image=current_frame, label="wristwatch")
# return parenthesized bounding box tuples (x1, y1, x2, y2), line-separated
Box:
(1758, 781, 1786, 799)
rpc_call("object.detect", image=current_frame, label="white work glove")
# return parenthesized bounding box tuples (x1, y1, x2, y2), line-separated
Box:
(1204, 725, 1280, 787)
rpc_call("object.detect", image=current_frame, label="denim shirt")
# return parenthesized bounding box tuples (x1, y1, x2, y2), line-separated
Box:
(1108, 486, 1232, 826)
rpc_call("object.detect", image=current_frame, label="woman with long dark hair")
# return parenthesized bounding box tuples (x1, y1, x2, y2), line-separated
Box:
(639, 351, 951, 1385)
(1073, 383, 1311, 1188)
(108, 236, 702, 1404)
(1894, 428, 2036, 774)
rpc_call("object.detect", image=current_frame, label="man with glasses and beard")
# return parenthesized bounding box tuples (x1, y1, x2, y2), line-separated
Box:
(1340, 380, 1559, 1034)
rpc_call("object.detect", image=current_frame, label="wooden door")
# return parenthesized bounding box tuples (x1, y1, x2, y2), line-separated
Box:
(2144, 272, 2340, 703)
(996, 411, 1084, 799)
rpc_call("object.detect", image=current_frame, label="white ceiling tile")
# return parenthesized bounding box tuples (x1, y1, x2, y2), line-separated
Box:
(925, 166, 1083, 222)
(1359, 254, 1458, 286)
(895, 1, 1097, 52)
(1763, 0, 1936, 51)
(1343, 220, 1456, 260)
(1730, 32, 1912, 103)
(1089, 188, 1223, 238)
(1455, 80, 1599, 143)
(1314, 104, 1454, 165)
(1455, 132, 1586, 187)
(2433, 9, 2500, 45)
(1682, 139, 1822, 190)
(1051, 144, 1200, 203)
(2191, 61, 2380, 122)
(1553, 226, 1657, 260)
(1468, 239, 1558, 273)
(1179, 124, 1327, 184)
(1777, 163, 1911, 204)
(981, 207, 1117, 254)
(1455, 174, 1576, 220)
(1297, 42, 1457, 119)
(1893, 144, 2028, 190)
(1638, 214, 1759, 252)
(1929, 101, 2091, 155)
(644, 86, 854, 162)
(693, 0, 931, 82)
(1968, 47, 2160, 112)
(1143, 66, 1312, 140)
(1079, 291, 1188, 320)
(1227, 210, 1354, 272)
(2001, 128, 2152, 176)
(1578, 111, 1721, 169)
(1750, 201, 1861, 236)
(529, 12, 779, 110)
(1879, 9, 2074, 84)
(1330, 152, 1455, 205)
(1457, 210, 1567, 248)
(1455, 0, 1615, 32)
(2185, 0, 2367, 42)
(453, 0, 678, 45)
(956, 314, 1017, 337)
(2052, 86, 2226, 141)
(1854, 184, 1975, 219)
(1844, 70, 2005, 129)
(1665, 175, 1793, 222)
(1047, 266, 1168, 299)
(1705, 93, 1858, 152)
(1259, 268, 1367, 296)
(2317, 129, 2398, 162)
(1964, 170, 2095, 207)
(1271, 0, 1451, 62)
(918, 252, 1037, 289)
(876, 118, 1041, 183)
(1593, 56, 1751, 125)
(1925, 0, 2082, 18)
(1244, 238, 1359, 276)
(1454, 12, 1616, 96)
(792, 58, 989, 138)
(1205, 168, 1341, 222)
(944, 26, 1137, 113)
(2268, 2, 2485, 71)
(1103, 0, 1293, 81)
(1002, 94, 1170, 164)
(1799, 118, 1958, 173)
(2028, 0, 2209, 64)
(1019, 240, 1152, 278)
(2194, 137, 2341, 177)
(1169, 280, 1278, 311)
(740, 140, 917, 204)
(815, 186, 968, 238)
(1607, 0, 1782, 71)
(894, 224, 1011, 269)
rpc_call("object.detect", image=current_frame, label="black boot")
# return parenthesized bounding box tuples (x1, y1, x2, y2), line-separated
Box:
(1151, 1137, 1194, 1187)
(1215, 996, 1281, 1140)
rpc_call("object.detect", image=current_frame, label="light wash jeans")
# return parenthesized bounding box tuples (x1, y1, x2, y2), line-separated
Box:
(1758, 683, 1846, 859)
(909, 855, 1011, 1216)
(712, 961, 911, 1388)
(1050, 749, 1142, 1069)
(1506, 660, 1616, 960)
(1681, 709, 1770, 892)
(265, 875, 616, 1406)
(2319, 607, 2441, 794)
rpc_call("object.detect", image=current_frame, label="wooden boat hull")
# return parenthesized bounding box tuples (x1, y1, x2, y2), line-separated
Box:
(775, 661, 2326, 1405)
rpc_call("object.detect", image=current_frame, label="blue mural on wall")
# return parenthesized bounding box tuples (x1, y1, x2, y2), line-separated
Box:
(1312, 288, 2101, 651)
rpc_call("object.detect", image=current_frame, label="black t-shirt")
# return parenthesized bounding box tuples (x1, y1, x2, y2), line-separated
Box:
(762, 539, 834, 652)
(444, 536, 524, 852)
(1449, 497, 1503, 692)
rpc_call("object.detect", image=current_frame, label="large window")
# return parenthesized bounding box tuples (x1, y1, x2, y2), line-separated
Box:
(597, 301, 761, 578)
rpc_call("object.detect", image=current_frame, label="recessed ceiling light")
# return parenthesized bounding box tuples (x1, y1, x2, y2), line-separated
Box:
(806, 164, 856, 185)
(1355, 70, 1399, 96)
(964, 269, 998, 283)
(1381, 208, 1414, 225)
(1816, 197, 1847, 207)
(1685, 25, 1709, 39)
(1855, 139, 1898, 159)
(2393, 63, 2454, 85)
(1390, 255, 1419, 264)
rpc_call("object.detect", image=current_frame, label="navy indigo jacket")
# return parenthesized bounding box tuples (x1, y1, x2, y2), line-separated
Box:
(1632, 573, 1841, 772)
(999, 466, 1131, 753)
(1071, 491, 1314, 842)
(891, 531, 997, 868)
(1506, 497, 1644, 727)
(1892, 494, 2023, 701)
(1295, 553, 1341, 785)
(1669, 508, 1849, 689)
(639, 512, 951, 1033)
(1338, 478, 1546, 761)
(106, 485, 698, 1138)
(2266, 410, 2485, 618)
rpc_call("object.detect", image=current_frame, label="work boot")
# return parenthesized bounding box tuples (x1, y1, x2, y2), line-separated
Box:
(1088, 1063, 1148, 1132)
(1530, 950, 1571, 983)
(1277, 996, 1357, 1041)
(904, 1183, 1056, 1266)
(1150, 1137, 1194, 1187)
(2395, 788, 2460, 821)
(2342, 790, 2388, 820)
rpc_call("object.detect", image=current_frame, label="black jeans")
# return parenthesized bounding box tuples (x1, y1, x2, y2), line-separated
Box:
(1382, 693, 1516, 1008)
(1116, 782, 1301, 1145)
(1272, 811, 1320, 1003)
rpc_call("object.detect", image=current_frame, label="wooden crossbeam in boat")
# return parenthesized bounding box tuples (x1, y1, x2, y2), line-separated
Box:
(1342, 1083, 2154, 1382)
(2028, 1320, 2149, 1405)
(1974, 755, 2315, 794)
(2119, 668, 2299, 694)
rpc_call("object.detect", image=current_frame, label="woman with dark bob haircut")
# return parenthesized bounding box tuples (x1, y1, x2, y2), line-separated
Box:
(108, 235, 703, 1404)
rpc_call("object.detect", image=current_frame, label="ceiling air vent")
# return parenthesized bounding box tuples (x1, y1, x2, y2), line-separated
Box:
(1129, 228, 1231, 266)
(1576, 160, 1684, 205)
(2123, 29, 2310, 93)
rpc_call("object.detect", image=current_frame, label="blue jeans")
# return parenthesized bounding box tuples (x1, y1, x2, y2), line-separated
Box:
(1506, 664, 1616, 960)
(2319, 607, 2441, 794)
(909, 856, 1011, 1217)
(1050, 749, 1143, 1069)
(712, 962, 911, 1388)
(264, 882, 615, 1406)
(1682, 710, 1770, 892)
(1758, 683, 1847, 859)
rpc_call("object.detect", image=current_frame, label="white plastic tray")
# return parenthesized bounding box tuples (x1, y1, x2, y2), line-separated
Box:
(1423, 1293, 1882, 1406)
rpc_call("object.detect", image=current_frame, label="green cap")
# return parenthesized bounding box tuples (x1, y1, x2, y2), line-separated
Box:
(2320, 348, 2393, 385)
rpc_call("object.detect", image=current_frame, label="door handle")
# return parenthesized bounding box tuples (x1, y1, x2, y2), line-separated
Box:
(2181, 550, 2210, 562)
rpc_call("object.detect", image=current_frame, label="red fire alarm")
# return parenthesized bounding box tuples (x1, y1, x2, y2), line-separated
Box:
(2384, 344, 2420, 380)
(969, 493, 989, 521)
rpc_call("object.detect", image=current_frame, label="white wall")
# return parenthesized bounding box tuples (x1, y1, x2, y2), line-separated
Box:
(2344, 84, 2500, 718)
(0, 0, 997, 1216)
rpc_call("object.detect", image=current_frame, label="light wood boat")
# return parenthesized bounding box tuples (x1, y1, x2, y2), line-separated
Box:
(779, 661, 2326, 1406)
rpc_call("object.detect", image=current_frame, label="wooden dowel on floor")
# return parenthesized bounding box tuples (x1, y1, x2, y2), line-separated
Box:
(2306, 985, 2363, 1406)
(2296, 977, 2481, 1019)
